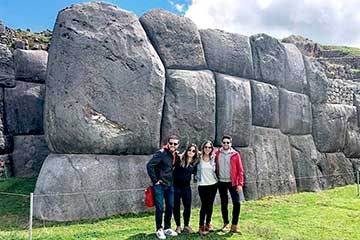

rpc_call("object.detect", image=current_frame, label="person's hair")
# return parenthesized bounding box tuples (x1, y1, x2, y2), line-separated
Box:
(167, 135, 179, 143)
(201, 140, 214, 156)
(180, 143, 199, 167)
(222, 135, 232, 142)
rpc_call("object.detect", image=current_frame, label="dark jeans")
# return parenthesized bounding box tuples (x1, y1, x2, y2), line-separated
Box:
(198, 183, 217, 226)
(218, 181, 241, 225)
(153, 184, 174, 230)
(173, 185, 192, 227)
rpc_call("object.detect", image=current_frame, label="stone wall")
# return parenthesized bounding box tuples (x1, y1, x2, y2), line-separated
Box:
(22, 2, 359, 221)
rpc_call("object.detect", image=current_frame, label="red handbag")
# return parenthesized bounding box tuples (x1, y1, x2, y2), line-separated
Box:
(145, 186, 155, 207)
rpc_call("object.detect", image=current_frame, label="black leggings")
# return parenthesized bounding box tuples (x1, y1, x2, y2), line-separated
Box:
(198, 183, 217, 226)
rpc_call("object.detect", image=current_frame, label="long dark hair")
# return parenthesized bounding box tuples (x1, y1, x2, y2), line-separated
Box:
(201, 140, 214, 157)
(180, 143, 199, 167)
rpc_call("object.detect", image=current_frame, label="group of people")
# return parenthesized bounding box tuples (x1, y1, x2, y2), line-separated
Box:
(146, 134, 244, 239)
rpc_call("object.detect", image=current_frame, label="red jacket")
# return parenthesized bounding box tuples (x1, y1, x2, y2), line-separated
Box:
(214, 148, 244, 187)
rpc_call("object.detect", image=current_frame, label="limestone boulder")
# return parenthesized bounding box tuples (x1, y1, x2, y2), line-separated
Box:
(45, 2, 165, 154)
(0, 154, 11, 179)
(351, 159, 360, 173)
(5, 81, 44, 135)
(283, 43, 307, 93)
(140, 9, 206, 70)
(250, 33, 287, 86)
(34, 154, 153, 221)
(161, 70, 215, 148)
(216, 73, 251, 146)
(0, 88, 12, 154)
(12, 135, 49, 177)
(251, 81, 280, 128)
(312, 104, 354, 153)
(343, 107, 360, 158)
(289, 135, 322, 192)
(200, 29, 254, 78)
(279, 89, 312, 135)
(237, 147, 258, 200)
(0, 44, 15, 88)
(13, 49, 48, 83)
(250, 126, 297, 198)
(303, 56, 329, 104)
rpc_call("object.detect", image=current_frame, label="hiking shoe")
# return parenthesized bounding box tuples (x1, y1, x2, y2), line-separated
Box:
(205, 223, 214, 232)
(164, 228, 178, 236)
(175, 226, 182, 234)
(222, 223, 231, 232)
(199, 225, 207, 236)
(183, 226, 195, 233)
(231, 224, 242, 234)
(156, 228, 166, 239)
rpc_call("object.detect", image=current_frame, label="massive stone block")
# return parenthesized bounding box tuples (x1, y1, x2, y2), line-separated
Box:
(249, 126, 297, 198)
(200, 29, 254, 78)
(0, 88, 12, 154)
(250, 33, 287, 86)
(312, 104, 355, 153)
(34, 154, 152, 221)
(0, 154, 11, 179)
(251, 81, 280, 128)
(140, 9, 206, 70)
(5, 81, 44, 135)
(45, 2, 165, 154)
(237, 147, 258, 200)
(161, 70, 215, 147)
(283, 43, 307, 93)
(13, 49, 48, 83)
(12, 135, 49, 177)
(303, 56, 329, 104)
(279, 89, 312, 135)
(289, 135, 322, 192)
(216, 73, 251, 146)
(318, 153, 355, 189)
(343, 107, 360, 158)
(0, 44, 15, 88)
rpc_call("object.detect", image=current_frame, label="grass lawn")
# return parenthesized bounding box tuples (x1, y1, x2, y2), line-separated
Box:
(1, 178, 359, 240)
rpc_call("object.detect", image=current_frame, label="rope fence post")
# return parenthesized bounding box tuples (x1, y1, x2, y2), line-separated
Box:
(29, 192, 33, 240)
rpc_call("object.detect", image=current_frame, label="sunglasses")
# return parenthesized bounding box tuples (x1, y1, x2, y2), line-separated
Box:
(222, 141, 231, 144)
(204, 146, 212, 149)
(168, 142, 179, 146)
(188, 149, 196, 153)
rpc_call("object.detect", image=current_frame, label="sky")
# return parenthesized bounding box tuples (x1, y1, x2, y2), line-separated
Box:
(1, 0, 360, 47)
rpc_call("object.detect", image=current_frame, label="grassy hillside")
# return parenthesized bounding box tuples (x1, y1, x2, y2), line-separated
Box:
(1, 178, 360, 240)
(321, 45, 360, 57)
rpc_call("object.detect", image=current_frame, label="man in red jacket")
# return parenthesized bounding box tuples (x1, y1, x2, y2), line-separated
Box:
(214, 135, 244, 234)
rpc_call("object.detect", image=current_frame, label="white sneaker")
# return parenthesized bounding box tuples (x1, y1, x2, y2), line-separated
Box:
(164, 228, 178, 236)
(156, 228, 166, 239)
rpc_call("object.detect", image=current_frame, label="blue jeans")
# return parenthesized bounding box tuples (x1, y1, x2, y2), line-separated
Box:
(153, 184, 174, 230)
(218, 182, 241, 225)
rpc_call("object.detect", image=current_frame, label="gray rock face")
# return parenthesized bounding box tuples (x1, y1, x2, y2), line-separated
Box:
(161, 70, 215, 147)
(289, 135, 322, 192)
(319, 153, 355, 189)
(283, 43, 307, 93)
(343, 107, 360, 158)
(351, 159, 360, 172)
(0, 44, 15, 88)
(200, 29, 254, 78)
(354, 94, 360, 128)
(0, 154, 11, 179)
(140, 9, 206, 70)
(250, 33, 287, 86)
(14, 40, 26, 49)
(251, 81, 280, 128)
(237, 147, 258, 199)
(34, 154, 153, 221)
(45, 2, 165, 154)
(312, 104, 354, 153)
(279, 89, 312, 135)
(216, 73, 251, 146)
(13, 49, 48, 83)
(249, 126, 297, 198)
(12, 135, 49, 177)
(303, 56, 329, 104)
(0, 88, 12, 154)
(5, 81, 44, 135)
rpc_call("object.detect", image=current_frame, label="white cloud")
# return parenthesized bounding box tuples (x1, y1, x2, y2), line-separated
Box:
(169, 1, 186, 13)
(184, 0, 360, 47)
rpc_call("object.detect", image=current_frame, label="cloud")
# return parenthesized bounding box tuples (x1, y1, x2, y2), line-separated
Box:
(184, 0, 360, 47)
(169, 0, 186, 13)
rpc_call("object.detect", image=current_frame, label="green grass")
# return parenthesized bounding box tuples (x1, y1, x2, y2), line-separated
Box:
(321, 45, 360, 57)
(1, 178, 360, 240)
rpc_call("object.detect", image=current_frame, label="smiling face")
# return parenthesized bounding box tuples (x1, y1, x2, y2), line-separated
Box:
(202, 141, 213, 156)
(187, 146, 197, 158)
(167, 138, 179, 153)
(221, 137, 232, 151)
